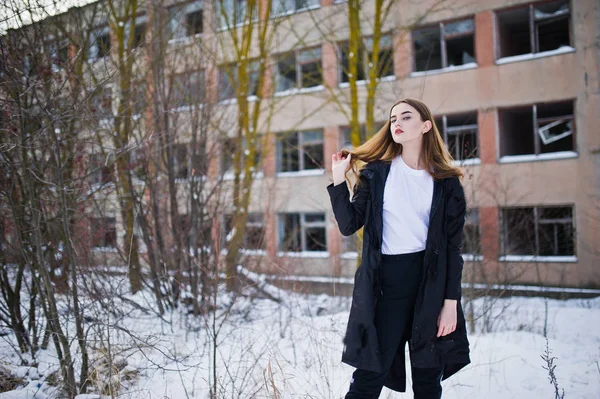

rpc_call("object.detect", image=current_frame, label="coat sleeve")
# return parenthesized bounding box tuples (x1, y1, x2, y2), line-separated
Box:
(445, 177, 467, 300)
(326, 168, 372, 237)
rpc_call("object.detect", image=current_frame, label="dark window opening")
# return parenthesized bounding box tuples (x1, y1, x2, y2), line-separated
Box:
(133, 23, 147, 48)
(500, 101, 574, 157)
(278, 213, 326, 252)
(299, 48, 322, 88)
(413, 19, 474, 72)
(276, 52, 297, 92)
(277, 130, 323, 172)
(436, 112, 479, 160)
(497, 0, 571, 58)
(502, 206, 575, 257)
(91, 217, 117, 248)
(187, 10, 203, 36)
(499, 107, 535, 156)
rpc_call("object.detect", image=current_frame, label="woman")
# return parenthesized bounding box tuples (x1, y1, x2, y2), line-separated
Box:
(327, 98, 470, 398)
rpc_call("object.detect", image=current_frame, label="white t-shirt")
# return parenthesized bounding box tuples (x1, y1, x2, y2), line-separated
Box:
(381, 154, 434, 255)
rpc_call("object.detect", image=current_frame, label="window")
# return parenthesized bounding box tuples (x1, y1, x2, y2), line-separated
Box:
(169, 1, 203, 40)
(173, 143, 204, 179)
(89, 27, 110, 60)
(133, 21, 147, 48)
(434, 112, 479, 160)
(89, 86, 113, 119)
(221, 137, 262, 175)
(463, 208, 481, 256)
(172, 70, 205, 106)
(90, 217, 117, 248)
(497, 0, 571, 59)
(219, 61, 260, 101)
(277, 130, 324, 172)
(47, 39, 69, 70)
(275, 48, 322, 92)
(501, 206, 575, 257)
(223, 213, 265, 250)
(339, 124, 368, 149)
(499, 101, 575, 157)
(271, 0, 319, 17)
(89, 153, 113, 186)
(413, 18, 475, 72)
(218, 0, 257, 29)
(278, 213, 327, 252)
(339, 34, 394, 83)
(129, 148, 146, 180)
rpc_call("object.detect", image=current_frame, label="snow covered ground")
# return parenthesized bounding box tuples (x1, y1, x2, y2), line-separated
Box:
(1, 273, 599, 399)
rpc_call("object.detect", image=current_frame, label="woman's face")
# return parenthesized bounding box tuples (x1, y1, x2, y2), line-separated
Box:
(389, 102, 431, 145)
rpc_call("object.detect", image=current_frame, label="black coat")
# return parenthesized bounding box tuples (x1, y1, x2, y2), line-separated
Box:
(327, 161, 470, 392)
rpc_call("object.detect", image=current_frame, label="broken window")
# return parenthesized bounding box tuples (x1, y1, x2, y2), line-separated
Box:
(339, 34, 394, 83)
(277, 130, 324, 172)
(172, 70, 205, 106)
(497, 0, 571, 58)
(435, 112, 479, 160)
(272, 0, 319, 16)
(169, 0, 203, 40)
(536, 101, 574, 153)
(90, 217, 117, 248)
(278, 213, 327, 252)
(501, 206, 575, 256)
(413, 18, 475, 72)
(499, 100, 574, 157)
(275, 48, 322, 92)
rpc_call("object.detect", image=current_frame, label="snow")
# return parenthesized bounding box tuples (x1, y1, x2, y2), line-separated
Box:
(498, 151, 578, 164)
(499, 255, 578, 263)
(0, 272, 598, 398)
(410, 62, 478, 78)
(495, 46, 575, 65)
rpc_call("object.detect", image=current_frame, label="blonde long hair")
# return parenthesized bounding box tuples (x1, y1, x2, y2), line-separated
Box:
(343, 98, 463, 184)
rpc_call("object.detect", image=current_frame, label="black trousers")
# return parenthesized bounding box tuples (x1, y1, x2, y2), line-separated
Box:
(345, 251, 443, 399)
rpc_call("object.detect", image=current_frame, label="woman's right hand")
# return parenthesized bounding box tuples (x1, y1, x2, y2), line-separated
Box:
(332, 152, 351, 186)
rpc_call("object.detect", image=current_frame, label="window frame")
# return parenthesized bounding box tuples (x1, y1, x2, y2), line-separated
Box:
(90, 217, 117, 249)
(495, 0, 572, 60)
(88, 26, 111, 61)
(500, 205, 576, 259)
(172, 69, 205, 107)
(274, 46, 323, 93)
(168, 0, 204, 42)
(271, 0, 320, 18)
(338, 33, 395, 85)
(276, 129, 324, 174)
(498, 100, 576, 159)
(218, 60, 260, 102)
(277, 212, 327, 253)
(435, 112, 479, 162)
(412, 17, 476, 73)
